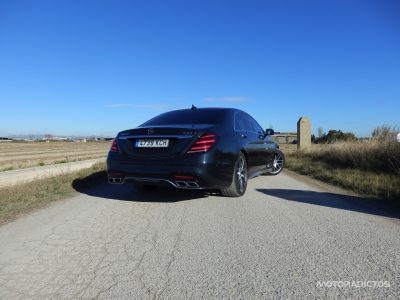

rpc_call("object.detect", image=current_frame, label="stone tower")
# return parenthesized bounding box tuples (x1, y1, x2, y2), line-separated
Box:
(297, 117, 311, 151)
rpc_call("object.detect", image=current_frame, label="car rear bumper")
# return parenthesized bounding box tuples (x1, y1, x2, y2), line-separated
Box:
(106, 152, 235, 189)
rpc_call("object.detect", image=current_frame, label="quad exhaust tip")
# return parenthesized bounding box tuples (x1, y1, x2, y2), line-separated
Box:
(108, 176, 200, 188)
(175, 181, 200, 188)
(108, 177, 124, 184)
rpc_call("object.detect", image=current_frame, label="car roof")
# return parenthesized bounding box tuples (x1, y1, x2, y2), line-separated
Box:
(165, 107, 242, 114)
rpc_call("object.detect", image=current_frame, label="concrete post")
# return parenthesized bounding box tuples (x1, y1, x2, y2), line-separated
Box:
(297, 117, 311, 151)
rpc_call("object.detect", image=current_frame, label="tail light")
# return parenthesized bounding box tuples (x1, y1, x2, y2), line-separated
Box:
(174, 175, 195, 179)
(187, 134, 217, 153)
(110, 139, 119, 152)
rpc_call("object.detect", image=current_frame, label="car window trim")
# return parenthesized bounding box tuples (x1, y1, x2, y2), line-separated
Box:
(234, 112, 260, 133)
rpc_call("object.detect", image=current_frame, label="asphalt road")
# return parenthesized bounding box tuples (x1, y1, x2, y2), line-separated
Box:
(0, 171, 399, 299)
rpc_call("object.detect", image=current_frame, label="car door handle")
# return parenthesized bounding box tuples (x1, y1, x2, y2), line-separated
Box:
(241, 134, 247, 139)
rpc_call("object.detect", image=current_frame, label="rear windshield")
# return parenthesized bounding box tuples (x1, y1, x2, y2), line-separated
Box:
(141, 109, 227, 126)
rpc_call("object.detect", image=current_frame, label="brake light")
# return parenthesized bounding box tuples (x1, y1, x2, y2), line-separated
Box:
(110, 139, 119, 152)
(187, 134, 217, 153)
(174, 175, 195, 179)
(109, 171, 124, 177)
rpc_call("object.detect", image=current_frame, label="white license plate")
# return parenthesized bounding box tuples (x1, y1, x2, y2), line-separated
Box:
(136, 139, 169, 148)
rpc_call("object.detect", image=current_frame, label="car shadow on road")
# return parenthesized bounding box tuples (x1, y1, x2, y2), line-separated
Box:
(72, 175, 212, 203)
(257, 189, 400, 219)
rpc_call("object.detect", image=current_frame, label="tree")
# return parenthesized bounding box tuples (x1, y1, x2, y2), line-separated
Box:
(318, 129, 357, 143)
(317, 127, 324, 138)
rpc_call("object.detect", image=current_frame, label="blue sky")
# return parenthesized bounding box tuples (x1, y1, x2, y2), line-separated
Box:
(0, 0, 399, 137)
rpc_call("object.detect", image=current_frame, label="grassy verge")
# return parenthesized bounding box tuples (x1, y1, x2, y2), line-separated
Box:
(286, 144, 400, 202)
(0, 155, 107, 172)
(0, 162, 106, 224)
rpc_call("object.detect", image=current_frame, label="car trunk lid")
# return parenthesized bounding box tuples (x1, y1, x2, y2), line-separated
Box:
(117, 124, 215, 157)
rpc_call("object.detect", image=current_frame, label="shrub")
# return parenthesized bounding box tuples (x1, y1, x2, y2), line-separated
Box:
(318, 130, 357, 143)
(372, 125, 398, 142)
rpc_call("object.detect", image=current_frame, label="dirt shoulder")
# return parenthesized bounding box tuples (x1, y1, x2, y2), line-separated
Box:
(283, 169, 359, 197)
(0, 158, 104, 187)
(283, 168, 400, 217)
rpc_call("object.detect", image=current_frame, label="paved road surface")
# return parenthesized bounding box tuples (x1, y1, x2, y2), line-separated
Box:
(0, 171, 399, 299)
(0, 158, 103, 187)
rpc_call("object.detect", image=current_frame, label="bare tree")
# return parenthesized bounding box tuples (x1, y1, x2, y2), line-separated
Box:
(317, 127, 324, 138)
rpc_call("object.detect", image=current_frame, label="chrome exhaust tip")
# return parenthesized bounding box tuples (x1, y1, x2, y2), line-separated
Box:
(175, 181, 200, 188)
(108, 177, 124, 184)
(175, 181, 186, 187)
(186, 181, 199, 188)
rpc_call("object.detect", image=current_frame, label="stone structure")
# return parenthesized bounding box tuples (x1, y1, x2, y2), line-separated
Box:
(271, 133, 297, 144)
(297, 117, 311, 151)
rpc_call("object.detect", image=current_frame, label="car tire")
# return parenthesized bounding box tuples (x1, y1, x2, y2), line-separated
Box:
(220, 152, 247, 197)
(267, 150, 285, 175)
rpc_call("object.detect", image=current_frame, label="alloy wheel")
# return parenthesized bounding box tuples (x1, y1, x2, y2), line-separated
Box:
(236, 155, 247, 193)
(269, 152, 284, 175)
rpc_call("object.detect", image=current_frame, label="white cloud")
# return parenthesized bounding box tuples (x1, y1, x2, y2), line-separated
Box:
(104, 103, 171, 110)
(203, 96, 252, 103)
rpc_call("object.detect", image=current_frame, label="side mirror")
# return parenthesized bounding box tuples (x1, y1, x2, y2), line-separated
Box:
(265, 128, 275, 136)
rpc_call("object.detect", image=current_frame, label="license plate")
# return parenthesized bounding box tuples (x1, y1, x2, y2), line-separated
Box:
(136, 139, 169, 148)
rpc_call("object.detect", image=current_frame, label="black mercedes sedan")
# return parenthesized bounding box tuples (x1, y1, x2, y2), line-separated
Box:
(107, 107, 284, 197)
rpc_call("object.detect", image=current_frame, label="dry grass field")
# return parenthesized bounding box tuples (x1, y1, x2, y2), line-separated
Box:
(286, 140, 400, 201)
(0, 161, 106, 224)
(0, 141, 111, 171)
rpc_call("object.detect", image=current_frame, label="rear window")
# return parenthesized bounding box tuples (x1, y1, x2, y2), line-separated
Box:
(141, 109, 227, 126)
